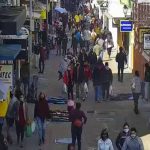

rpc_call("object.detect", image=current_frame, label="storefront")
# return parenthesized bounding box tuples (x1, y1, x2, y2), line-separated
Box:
(0, 44, 21, 118)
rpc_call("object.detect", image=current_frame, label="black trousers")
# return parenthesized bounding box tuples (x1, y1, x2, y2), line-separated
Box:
(15, 121, 25, 143)
(39, 58, 45, 73)
(71, 125, 82, 150)
(133, 93, 140, 113)
(67, 84, 74, 99)
(118, 66, 124, 82)
(102, 82, 110, 99)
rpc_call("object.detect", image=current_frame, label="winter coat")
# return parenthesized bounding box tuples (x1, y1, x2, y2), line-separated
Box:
(122, 136, 144, 150)
(116, 131, 130, 150)
(63, 69, 74, 86)
(13, 101, 28, 123)
(93, 63, 105, 86)
(88, 51, 97, 66)
(116, 52, 127, 68)
(73, 65, 85, 84)
(131, 76, 141, 93)
(34, 99, 49, 120)
(62, 35, 68, 50)
(84, 64, 92, 82)
(103, 67, 113, 84)
(98, 138, 114, 150)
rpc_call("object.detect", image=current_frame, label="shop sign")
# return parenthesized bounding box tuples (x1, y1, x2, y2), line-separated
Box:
(0, 65, 13, 87)
(143, 33, 150, 50)
(120, 20, 133, 32)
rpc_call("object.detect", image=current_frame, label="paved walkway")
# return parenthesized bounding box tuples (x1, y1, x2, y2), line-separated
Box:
(4, 47, 149, 150)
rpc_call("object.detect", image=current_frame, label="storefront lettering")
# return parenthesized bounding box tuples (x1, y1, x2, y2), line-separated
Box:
(0, 72, 11, 78)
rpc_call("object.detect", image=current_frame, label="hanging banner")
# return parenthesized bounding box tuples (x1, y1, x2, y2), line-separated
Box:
(0, 65, 13, 87)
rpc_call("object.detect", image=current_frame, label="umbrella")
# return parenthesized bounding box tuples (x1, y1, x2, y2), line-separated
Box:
(55, 7, 67, 14)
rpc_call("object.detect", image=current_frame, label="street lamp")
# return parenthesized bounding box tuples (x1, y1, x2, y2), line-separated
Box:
(123, 5, 128, 17)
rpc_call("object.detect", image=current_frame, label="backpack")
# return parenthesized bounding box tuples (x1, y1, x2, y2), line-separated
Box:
(73, 119, 83, 128)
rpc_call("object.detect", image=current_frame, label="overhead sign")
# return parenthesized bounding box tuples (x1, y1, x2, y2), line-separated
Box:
(0, 65, 13, 87)
(120, 20, 133, 32)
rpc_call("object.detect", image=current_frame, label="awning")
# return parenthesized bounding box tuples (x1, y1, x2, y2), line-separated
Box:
(0, 44, 21, 60)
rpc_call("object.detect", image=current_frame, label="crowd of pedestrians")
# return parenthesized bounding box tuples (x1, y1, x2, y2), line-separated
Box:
(0, 0, 150, 150)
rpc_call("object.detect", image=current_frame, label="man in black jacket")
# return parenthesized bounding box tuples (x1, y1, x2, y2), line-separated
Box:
(88, 48, 97, 71)
(116, 47, 127, 82)
(102, 62, 113, 100)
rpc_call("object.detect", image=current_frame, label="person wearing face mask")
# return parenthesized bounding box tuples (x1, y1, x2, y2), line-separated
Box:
(13, 93, 28, 148)
(34, 92, 49, 146)
(116, 123, 130, 150)
(122, 127, 144, 150)
(97, 129, 114, 150)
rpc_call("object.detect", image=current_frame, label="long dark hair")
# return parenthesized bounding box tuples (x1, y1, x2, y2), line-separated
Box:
(38, 92, 46, 101)
(101, 129, 109, 139)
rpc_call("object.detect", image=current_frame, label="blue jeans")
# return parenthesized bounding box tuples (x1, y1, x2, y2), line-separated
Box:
(94, 85, 102, 101)
(36, 117, 45, 142)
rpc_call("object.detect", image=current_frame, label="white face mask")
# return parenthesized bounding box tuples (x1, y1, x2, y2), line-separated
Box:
(124, 129, 129, 133)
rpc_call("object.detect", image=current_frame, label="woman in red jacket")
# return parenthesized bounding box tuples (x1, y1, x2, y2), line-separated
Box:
(63, 65, 74, 99)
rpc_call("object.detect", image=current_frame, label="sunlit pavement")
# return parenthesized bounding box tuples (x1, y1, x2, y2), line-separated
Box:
(6, 50, 150, 150)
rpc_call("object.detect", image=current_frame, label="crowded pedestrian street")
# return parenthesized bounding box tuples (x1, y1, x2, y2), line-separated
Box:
(0, 0, 150, 150)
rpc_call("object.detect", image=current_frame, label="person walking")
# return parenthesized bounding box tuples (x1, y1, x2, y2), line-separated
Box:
(69, 102, 87, 150)
(97, 129, 114, 150)
(122, 127, 144, 150)
(83, 28, 91, 52)
(131, 71, 142, 114)
(78, 49, 88, 65)
(62, 33, 68, 56)
(106, 38, 114, 59)
(88, 48, 97, 71)
(39, 44, 46, 73)
(20, 60, 29, 97)
(115, 47, 127, 82)
(93, 59, 105, 102)
(63, 65, 74, 99)
(6, 92, 17, 144)
(34, 92, 49, 146)
(144, 63, 150, 101)
(74, 63, 86, 101)
(13, 93, 28, 148)
(71, 33, 78, 56)
(102, 62, 113, 101)
(93, 41, 101, 60)
(116, 122, 130, 150)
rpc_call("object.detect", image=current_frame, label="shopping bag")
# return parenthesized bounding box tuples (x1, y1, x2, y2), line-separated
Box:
(84, 82, 88, 93)
(25, 124, 32, 137)
(31, 121, 36, 133)
(63, 83, 67, 93)
(109, 85, 113, 96)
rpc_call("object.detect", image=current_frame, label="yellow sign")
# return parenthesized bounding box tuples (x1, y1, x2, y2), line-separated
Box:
(40, 9, 46, 19)
(0, 90, 10, 117)
(0, 65, 13, 87)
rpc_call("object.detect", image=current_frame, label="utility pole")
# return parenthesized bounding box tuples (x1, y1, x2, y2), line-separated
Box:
(29, 0, 33, 84)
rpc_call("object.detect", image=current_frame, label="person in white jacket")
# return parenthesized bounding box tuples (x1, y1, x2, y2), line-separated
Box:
(98, 129, 114, 150)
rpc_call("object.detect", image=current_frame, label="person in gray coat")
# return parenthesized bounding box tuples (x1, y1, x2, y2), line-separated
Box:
(131, 70, 142, 114)
(122, 127, 144, 150)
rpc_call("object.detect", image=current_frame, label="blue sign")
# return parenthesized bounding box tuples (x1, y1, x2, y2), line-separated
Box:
(120, 20, 133, 32)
